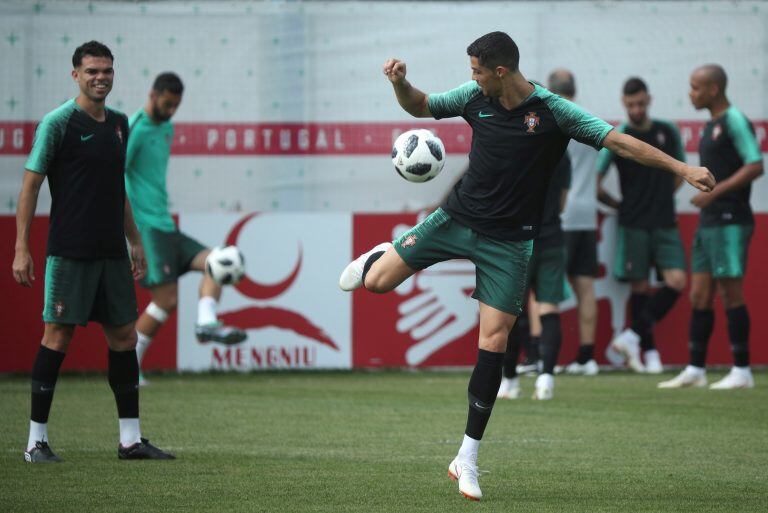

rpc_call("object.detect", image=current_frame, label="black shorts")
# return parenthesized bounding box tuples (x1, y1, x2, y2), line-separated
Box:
(564, 230, 598, 277)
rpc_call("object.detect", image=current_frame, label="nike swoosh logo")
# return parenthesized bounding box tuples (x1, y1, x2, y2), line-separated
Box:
(40, 386, 53, 392)
(478, 112, 494, 118)
(80, 134, 94, 141)
(473, 401, 492, 411)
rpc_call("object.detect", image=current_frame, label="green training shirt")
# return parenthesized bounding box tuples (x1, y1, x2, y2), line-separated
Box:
(596, 119, 685, 229)
(25, 99, 129, 259)
(428, 82, 612, 241)
(125, 109, 176, 232)
(698, 106, 762, 226)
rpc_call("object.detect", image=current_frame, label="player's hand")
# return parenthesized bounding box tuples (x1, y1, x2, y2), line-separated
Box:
(382, 58, 407, 85)
(682, 165, 715, 192)
(690, 191, 716, 209)
(129, 241, 146, 280)
(12, 248, 34, 287)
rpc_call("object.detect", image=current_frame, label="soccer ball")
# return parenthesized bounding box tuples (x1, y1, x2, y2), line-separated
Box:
(205, 245, 246, 285)
(391, 129, 445, 183)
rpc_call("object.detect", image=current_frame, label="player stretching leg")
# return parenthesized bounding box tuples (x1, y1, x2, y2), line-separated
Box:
(125, 73, 246, 384)
(599, 78, 688, 374)
(340, 32, 713, 500)
(659, 65, 763, 389)
(13, 41, 173, 462)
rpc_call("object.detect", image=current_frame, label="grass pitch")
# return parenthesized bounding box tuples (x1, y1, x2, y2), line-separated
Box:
(1, 371, 766, 512)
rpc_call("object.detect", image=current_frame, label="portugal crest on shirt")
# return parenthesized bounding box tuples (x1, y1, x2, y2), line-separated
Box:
(524, 112, 540, 133)
(711, 124, 722, 140)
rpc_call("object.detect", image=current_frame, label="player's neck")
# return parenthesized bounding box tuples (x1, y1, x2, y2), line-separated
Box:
(76, 95, 107, 122)
(498, 74, 535, 111)
(627, 117, 652, 131)
(144, 103, 160, 123)
(708, 97, 730, 119)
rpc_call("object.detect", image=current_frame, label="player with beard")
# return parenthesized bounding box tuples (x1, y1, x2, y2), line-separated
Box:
(125, 73, 247, 385)
(338, 32, 714, 500)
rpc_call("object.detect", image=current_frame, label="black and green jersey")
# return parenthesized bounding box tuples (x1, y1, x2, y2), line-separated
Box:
(536, 153, 571, 249)
(428, 82, 612, 240)
(699, 106, 762, 226)
(596, 120, 685, 229)
(25, 99, 129, 258)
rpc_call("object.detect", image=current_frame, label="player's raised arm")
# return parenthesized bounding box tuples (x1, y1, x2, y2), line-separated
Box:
(602, 130, 715, 192)
(383, 58, 431, 118)
(13, 170, 45, 287)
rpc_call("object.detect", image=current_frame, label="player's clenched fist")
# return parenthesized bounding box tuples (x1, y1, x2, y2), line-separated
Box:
(382, 58, 407, 84)
(683, 165, 716, 193)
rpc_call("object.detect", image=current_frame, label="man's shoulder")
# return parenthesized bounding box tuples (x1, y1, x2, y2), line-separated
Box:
(38, 99, 78, 128)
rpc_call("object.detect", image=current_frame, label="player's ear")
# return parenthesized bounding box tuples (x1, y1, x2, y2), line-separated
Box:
(71, 68, 78, 82)
(495, 66, 507, 78)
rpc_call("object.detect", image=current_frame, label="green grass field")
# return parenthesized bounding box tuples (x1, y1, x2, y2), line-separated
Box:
(1, 371, 766, 512)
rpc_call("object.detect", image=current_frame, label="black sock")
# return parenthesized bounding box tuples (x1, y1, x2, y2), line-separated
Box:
(726, 306, 750, 367)
(640, 333, 655, 352)
(647, 286, 681, 322)
(30, 346, 66, 423)
(630, 293, 650, 337)
(503, 319, 525, 379)
(361, 251, 385, 290)
(465, 349, 504, 440)
(576, 344, 594, 364)
(108, 349, 139, 419)
(689, 309, 714, 368)
(539, 313, 562, 375)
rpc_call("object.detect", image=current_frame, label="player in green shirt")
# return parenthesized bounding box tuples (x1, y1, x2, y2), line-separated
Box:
(126, 73, 247, 384)
(659, 65, 763, 390)
(338, 32, 713, 501)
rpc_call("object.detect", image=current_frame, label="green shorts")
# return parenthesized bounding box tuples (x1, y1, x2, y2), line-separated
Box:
(691, 224, 753, 278)
(528, 244, 568, 304)
(393, 208, 533, 316)
(139, 225, 207, 287)
(43, 256, 138, 326)
(614, 226, 686, 282)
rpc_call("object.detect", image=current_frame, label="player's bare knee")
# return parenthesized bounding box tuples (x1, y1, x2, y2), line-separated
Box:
(479, 329, 509, 353)
(41, 324, 75, 352)
(689, 289, 712, 310)
(664, 271, 686, 291)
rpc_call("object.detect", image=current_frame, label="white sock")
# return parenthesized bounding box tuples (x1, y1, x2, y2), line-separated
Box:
(119, 418, 142, 447)
(197, 296, 218, 326)
(457, 434, 480, 465)
(27, 421, 48, 451)
(136, 331, 152, 366)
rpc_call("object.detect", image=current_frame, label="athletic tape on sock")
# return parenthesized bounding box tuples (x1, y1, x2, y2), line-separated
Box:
(145, 302, 169, 323)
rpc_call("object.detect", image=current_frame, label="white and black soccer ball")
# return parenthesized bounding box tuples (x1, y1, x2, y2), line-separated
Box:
(391, 129, 446, 183)
(205, 245, 246, 285)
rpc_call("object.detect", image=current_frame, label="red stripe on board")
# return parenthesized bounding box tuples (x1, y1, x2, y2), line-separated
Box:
(2, 120, 768, 156)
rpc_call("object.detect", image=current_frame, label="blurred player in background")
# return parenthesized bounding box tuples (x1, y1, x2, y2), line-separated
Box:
(498, 150, 571, 400)
(12, 41, 173, 462)
(548, 69, 601, 376)
(339, 31, 713, 501)
(599, 77, 687, 374)
(125, 73, 247, 385)
(659, 65, 763, 389)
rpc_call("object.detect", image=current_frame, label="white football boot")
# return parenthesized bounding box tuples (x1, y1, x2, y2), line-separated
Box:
(532, 373, 554, 400)
(564, 359, 599, 376)
(496, 377, 521, 399)
(709, 367, 755, 390)
(643, 350, 663, 374)
(609, 328, 645, 372)
(338, 242, 392, 291)
(448, 457, 482, 501)
(657, 365, 707, 389)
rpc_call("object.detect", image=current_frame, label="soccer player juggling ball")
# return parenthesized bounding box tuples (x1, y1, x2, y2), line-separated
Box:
(338, 32, 714, 501)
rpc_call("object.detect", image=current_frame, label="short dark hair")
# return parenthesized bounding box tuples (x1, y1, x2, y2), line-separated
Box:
(623, 77, 648, 96)
(152, 72, 184, 95)
(466, 31, 520, 72)
(698, 64, 728, 93)
(548, 69, 576, 97)
(72, 41, 113, 68)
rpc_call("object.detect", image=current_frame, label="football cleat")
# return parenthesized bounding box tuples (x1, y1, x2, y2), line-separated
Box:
(118, 438, 176, 460)
(532, 373, 554, 400)
(448, 457, 482, 501)
(24, 441, 62, 463)
(564, 359, 599, 376)
(515, 357, 540, 376)
(643, 350, 663, 374)
(195, 322, 247, 345)
(657, 365, 707, 389)
(709, 367, 754, 390)
(496, 377, 521, 399)
(339, 242, 392, 291)
(609, 328, 645, 372)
